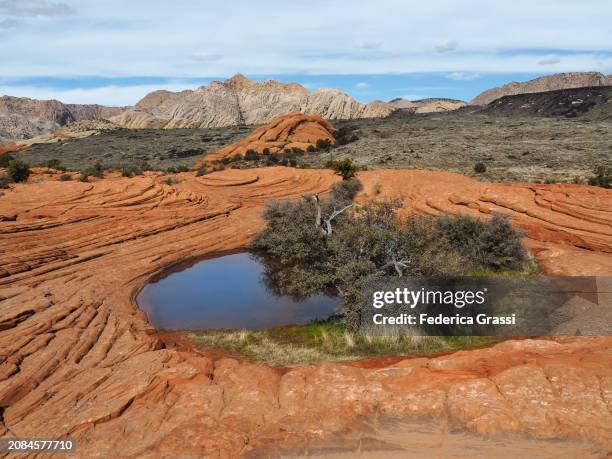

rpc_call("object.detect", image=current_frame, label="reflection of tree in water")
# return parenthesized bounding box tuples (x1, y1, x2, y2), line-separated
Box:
(251, 251, 336, 302)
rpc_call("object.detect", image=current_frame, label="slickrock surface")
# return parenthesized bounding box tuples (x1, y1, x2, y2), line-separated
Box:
(110, 74, 395, 130)
(471, 71, 612, 105)
(0, 168, 611, 457)
(198, 113, 336, 164)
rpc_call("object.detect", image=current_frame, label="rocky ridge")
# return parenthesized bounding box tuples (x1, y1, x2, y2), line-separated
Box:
(471, 71, 612, 105)
(110, 74, 395, 129)
(389, 97, 467, 113)
(0, 167, 610, 456)
(0, 95, 123, 143)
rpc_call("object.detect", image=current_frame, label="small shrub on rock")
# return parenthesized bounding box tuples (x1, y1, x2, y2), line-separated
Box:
(316, 138, 332, 151)
(0, 153, 15, 168)
(59, 174, 72, 181)
(588, 166, 611, 189)
(474, 162, 487, 174)
(8, 160, 30, 183)
(327, 158, 358, 180)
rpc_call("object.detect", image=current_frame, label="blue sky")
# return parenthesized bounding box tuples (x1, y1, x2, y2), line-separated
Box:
(0, 0, 610, 106)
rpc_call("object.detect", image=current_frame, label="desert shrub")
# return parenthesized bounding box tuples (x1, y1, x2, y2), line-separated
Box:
(262, 148, 270, 156)
(316, 138, 332, 151)
(84, 162, 104, 178)
(280, 158, 289, 166)
(306, 145, 316, 153)
(333, 127, 359, 146)
(299, 164, 311, 169)
(331, 179, 362, 203)
(79, 173, 89, 182)
(122, 164, 143, 177)
(221, 157, 232, 165)
(166, 166, 177, 174)
(177, 165, 189, 173)
(327, 158, 358, 180)
(233, 153, 244, 162)
(289, 158, 297, 167)
(164, 176, 181, 185)
(437, 213, 527, 271)
(0, 153, 14, 168)
(0, 173, 10, 188)
(291, 147, 304, 156)
(44, 158, 62, 169)
(8, 160, 30, 183)
(252, 188, 530, 331)
(196, 166, 207, 176)
(474, 162, 487, 174)
(244, 149, 260, 161)
(588, 166, 611, 189)
(59, 174, 72, 181)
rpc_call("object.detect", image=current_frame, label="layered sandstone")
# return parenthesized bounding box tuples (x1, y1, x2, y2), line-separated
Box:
(471, 71, 612, 105)
(197, 113, 336, 164)
(0, 168, 610, 457)
(0, 95, 124, 143)
(110, 74, 395, 129)
(389, 97, 467, 113)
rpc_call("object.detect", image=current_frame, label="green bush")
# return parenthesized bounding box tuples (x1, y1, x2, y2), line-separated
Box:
(59, 174, 72, 181)
(44, 158, 62, 169)
(316, 138, 332, 151)
(84, 162, 104, 178)
(244, 149, 260, 161)
(177, 165, 189, 173)
(8, 160, 30, 183)
(474, 162, 487, 173)
(588, 166, 611, 189)
(306, 145, 316, 153)
(196, 166, 207, 176)
(262, 148, 271, 156)
(252, 190, 530, 331)
(79, 173, 89, 182)
(327, 158, 358, 180)
(0, 153, 15, 168)
(122, 165, 143, 177)
(221, 157, 232, 165)
(0, 173, 10, 188)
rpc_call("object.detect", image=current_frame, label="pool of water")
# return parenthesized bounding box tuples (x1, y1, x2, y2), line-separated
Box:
(137, 252, 339, 330)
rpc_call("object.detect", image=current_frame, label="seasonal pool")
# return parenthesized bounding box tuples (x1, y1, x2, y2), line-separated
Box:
(137, 252, 339, 330)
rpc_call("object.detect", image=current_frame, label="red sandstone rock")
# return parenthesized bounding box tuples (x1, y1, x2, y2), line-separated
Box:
(197, 113, 336, 165)
(0, 168, 610, 457)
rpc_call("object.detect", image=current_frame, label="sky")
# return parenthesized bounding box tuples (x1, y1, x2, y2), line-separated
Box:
(0, 0, 610, 106)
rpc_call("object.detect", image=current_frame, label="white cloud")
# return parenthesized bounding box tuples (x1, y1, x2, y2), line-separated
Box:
(189, 53, 223, 63)
(435, 40, 458, 53)
(0, 1, 610, 77)
(448, 72, 480, 80)
(538, 56, 561, 65)
(0, 0, 73, 17)
(355, 82, 369, 88)
(358, 41, 382, 50)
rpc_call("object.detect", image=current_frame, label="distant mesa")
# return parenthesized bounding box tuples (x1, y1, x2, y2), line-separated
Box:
(471, 72, 612, 105)
(110, 74, 395, 130)
(196, 113, 336, 166)
(389, 97, 467, 113)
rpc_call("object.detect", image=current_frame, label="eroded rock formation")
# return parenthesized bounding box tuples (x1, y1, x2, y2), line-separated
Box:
(471, 71, 612, 105)
(197, 113, 336, 164)
(0, 95, 124, 143)
(0, 168, 610, 457)
(389, 97, 467, 113)
(110, 74, 395, 129)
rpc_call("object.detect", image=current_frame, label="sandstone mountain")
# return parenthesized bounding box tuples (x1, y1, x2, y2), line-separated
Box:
(110, 74, 395, 129)
(471, 72, 612, 105)
(197, 113, 335, 165)
(0, 95, 123, 143)
(389, 97, 466, 113)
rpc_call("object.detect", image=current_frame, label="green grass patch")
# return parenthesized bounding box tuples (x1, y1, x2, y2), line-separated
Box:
(185, 319, 500, 366)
